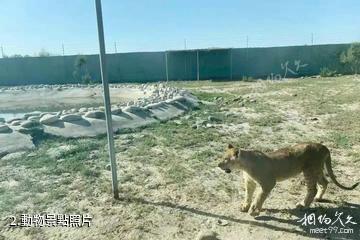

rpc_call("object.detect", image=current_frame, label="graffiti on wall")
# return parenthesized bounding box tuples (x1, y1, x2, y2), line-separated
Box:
(268, 60, 308, 80)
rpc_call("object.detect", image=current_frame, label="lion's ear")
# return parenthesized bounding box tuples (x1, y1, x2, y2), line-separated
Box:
(228, 144, 234, 149)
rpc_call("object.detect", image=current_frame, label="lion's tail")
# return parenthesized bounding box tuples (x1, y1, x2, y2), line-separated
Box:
(324, 151, 359, 190)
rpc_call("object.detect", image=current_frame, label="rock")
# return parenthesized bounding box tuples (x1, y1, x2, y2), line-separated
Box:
(27, 152, 37, 157)
(196, 230, 219, 240)
(217, 219, 229, 226)
(28, 116, 40, 121)
(196, 119, 207, 126)
(311, 117, 319, 121)
(85, 111, 106, 119)
(20, 120, 40, 128)
(183, 115, 191, 121)
(191, 124, 198, 129)
(18, 126, 43, 135)
(60, 114, 83, 122)
(0, 124, 12, 133)
(205, 123, 214, 128)
(111, 108, 122, 115)
(0, 118, 5, 123)
(40, 114, 60, 125)
(6, 118, 23, 124)
(1, 151, 26, 160)
(208, 116, 221, 122)
(24, 111, 41, 119)
(40, 112, 50, 118)
(11, 120, 22, 126)
(79, 107, 88, 113)
(123, 106, 146, 114)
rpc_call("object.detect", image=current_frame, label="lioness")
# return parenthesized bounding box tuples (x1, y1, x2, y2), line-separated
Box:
(218, 143, 359, 216)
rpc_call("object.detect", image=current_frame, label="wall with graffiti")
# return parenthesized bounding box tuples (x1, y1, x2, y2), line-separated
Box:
(0, 43, 351, 86)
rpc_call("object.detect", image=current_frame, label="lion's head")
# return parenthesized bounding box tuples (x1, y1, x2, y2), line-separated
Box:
(218, 144, 240, 173)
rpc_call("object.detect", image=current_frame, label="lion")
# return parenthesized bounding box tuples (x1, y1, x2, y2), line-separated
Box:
(218, 143, 359, 216)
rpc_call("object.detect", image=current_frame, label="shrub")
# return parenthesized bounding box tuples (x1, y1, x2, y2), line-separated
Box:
(73, 55, 93, 84)
(38, 48, 51, 57)
(340, 42, 360, 74)
(320, 67, 337, 77)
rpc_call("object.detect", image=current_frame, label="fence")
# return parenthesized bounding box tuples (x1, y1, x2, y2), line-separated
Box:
(0, 43, 351, 86)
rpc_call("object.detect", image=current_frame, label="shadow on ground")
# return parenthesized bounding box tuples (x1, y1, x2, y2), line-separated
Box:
(113, 197, 360, 239)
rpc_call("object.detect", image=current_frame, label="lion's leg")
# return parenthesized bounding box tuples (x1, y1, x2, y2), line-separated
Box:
(248, 180, 275, 216)
(241, 174, 256, 212)
(315, 174, 328, 201)
(297, 170, 318, 208)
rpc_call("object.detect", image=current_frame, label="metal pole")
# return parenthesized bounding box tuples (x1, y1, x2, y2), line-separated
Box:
(114, 42, 117, 53)
(165, 51, 169, 82)
(1, 45, 4, 58)
(197, 50, 200, 81)
(62, 44, 65, 56)
(230, 48, 233, 80)
(184, 39, 187, 50)
(95, 0, 119, 199)
(311, 33, 314, 45)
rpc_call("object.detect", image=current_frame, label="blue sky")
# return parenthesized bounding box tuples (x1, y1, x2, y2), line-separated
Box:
(0, 0, 359, 56)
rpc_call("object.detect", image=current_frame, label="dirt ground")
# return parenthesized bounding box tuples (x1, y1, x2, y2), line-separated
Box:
(0, 85, 147, 113)
(1, 76, 360, 240)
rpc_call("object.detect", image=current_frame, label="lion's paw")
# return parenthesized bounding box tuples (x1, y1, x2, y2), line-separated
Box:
(248, 205, 260, 216)
(240, 203, 250, 212)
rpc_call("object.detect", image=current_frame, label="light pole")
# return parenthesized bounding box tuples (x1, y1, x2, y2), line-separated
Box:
(1, 45, 4, 58)
(95, 0, 119, 199)
(230, 48, 233, 80)
(165, 51, 169, 82)
(197, 50, 200, 81)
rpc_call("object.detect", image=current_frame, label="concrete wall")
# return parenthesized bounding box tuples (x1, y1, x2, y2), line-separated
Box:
(0, 43, 351, 86)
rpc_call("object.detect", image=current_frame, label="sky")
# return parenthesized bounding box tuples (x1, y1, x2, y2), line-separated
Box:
(0, 0, 359, 56)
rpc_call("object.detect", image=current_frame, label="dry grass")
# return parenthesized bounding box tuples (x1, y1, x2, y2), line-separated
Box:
(1, 76, 360, 240)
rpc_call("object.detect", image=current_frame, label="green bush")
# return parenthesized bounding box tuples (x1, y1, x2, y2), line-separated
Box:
(340, 42, 360, 74)
(320, 67, 337, 77)
(73, 55, 93, 84)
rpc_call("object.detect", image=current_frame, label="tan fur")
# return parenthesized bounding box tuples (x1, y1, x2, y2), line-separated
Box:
(218, 143, 359, 216)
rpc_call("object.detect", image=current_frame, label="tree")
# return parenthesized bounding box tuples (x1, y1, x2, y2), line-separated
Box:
(38, 48, 51, 57)
(73, 55, 93, 84)
(340, 42, 360, 74)
(10, 54, 23, 58)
